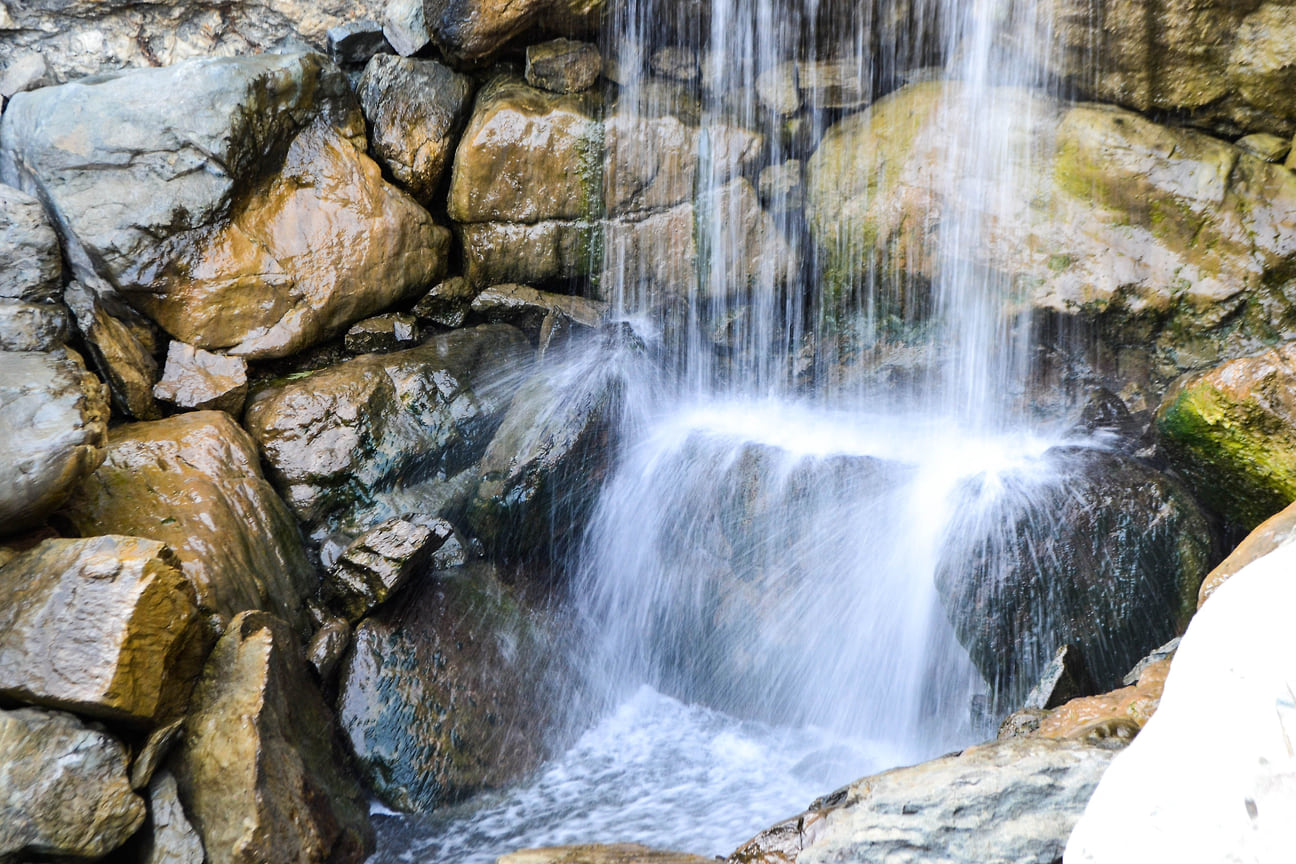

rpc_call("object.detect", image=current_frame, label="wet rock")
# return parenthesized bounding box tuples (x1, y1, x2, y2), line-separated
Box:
(755, 62, 801, 116)
(60, 411, 315, 631)
(502, 846, 712, 864)
(526, 38, 602, 93)
(731, 737, 1119, 864)
(0, 707, 146, 861)
(0, 299, 70, 352)
(0, 52, 51, 100)
(131, 719, 185, 791)
(460, 220, 596, 288)
(1007, 653, 1171, 743)
(650, 46, 699, 82)
(0, 536, 204, 724)
(935, 445, 1212, 708)
(142, 771, 204, 864)
(0, 347, 109, 534)
(63, 279, 163, 420)
(412, 276, 479, 329)
(0, 184, 61, 303)
(1022, 643, 1095, 710)
(176, 611, 373, 864)
(1157, 343, 1296, 530)
(323, 517, 447, 621)
(357, 55, 474, 204)
(1236, 132, 1291, 162)
(307, 617, 352, 683)
(0, 53, 450, 361)
(243, 325, 532, 536)
(153, 341, 249, 415)
(1197, 499, 1296, 609)
(470, 283, 606, 336)
(382, 0, 431, 55)
(757, 159, 803, 212)
(797, 58, 869, 110)
(421, 0, 604, 63)
(336, 562, 551, 812)
(327, 19, 392, 64)
(344, 313, 421, 354)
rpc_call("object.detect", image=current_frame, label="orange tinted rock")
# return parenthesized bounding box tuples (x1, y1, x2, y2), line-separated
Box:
(1034, 657, 1173, 740)
(1198, 499, 1296, 608)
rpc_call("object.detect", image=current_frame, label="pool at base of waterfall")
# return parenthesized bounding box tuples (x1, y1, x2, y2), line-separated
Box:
(368, 686, 914, 862)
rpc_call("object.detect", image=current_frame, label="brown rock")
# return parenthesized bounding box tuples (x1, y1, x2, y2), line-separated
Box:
(60, 411, 315, 632)
(153, 341, 249, 415)
(343, 313, 420, 354)
(411, 276, 479, 328)
(422, 0, 604, 63)
(525, 38, 603, 94)
(175, 611, 373, 864)
(459, 219, 596, 288)
(322, 516, 447, 622)
(306, 617, 352, 683)
(1031, 657, 1173, 741)
(63, 279, 163, 420)
(1197, 499, 1296, 608)
(131, 719, 185, 791)
(470, 283, 606, 336)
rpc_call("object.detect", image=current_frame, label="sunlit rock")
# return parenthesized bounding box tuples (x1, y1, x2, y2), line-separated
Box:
(0, 299, 70, 352)
(63, 279, 163, 419)
(470, 283, 606, 336)
(322, 516, 449, 622)
(343, 313, 421, 354)
(502, 846, 712, 864)
(153, 341, 249, 415)
(1196, 499, 1296, 608)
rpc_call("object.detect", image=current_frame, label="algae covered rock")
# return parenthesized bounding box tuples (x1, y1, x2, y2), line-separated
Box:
(176, 611, 373, 864)
(0, 535, 204, 725)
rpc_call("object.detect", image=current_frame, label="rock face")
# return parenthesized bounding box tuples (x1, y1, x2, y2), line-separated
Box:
(0, 535, 204, 725)
(243, 324, 532, 538)
(1156, 343, 1296, 530)
(356, 55, 475, 204)
(60, 411, 315, 631)
(63, 279, 164, 420)
(0, 53, 450, 360)
(0, 347, 109, 534)
(336, 563, 551, 812)
(470, 283, 606, 335)
(0, 708, 146, 861)
(152, 341, 249, 415)
(731, 737, 1120, 864)
(0, 299, 71, 352)
(1065, 542, 1296, 864)
(322, 517, 449, 622)
(176, 611, 373, 864)
(806, 81, 1296, 407)
(421, 0, 604, 63)
(142, 772, 205, 864)
(525, 38, 603, 93)
(935, 446, 1212, 707)
(0, 183, 61, 303)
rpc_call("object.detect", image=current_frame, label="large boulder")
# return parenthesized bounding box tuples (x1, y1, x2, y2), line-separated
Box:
(1156, 343, 1296, 531)
(935, 446, 1213, 709)
(59, 411, 315, 632)
(243, 324, 532, 543)
(0, 53, 450, 360)
(0, 707, 146, 861)
(0, 535, 205, 725)
(730, 737, 1120, 864)
(805, 81, 1296, 407)
(336, 563, 552, 812)
(0, 347, 109, 534)
(176, 611, 373, 864)
(421, 0, 604, 63)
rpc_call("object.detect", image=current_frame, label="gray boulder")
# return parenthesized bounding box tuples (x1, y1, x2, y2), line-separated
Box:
(326, 19, 393, 64)
(152, 341, 249, 415)
(0, 184, 61, 303)
(382, 0, 432, 55)
(0, 299, 70, 352)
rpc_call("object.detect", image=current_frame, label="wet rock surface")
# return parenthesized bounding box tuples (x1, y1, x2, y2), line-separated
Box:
(412, 276, 479, 329)
(470, 283, 606, 336)
(0, 535, 204, 724)
(501, 846, 713, 864)
(525, 38, 603, 93)
(0, 299, 71, 352)
(421, 0, 604, 63)
(142, 771, 205, 864)
(152, 342, 249, 415)
(0, 707, 146, 861)
(62, 279, 163, 420)
(0, 183, 61, 303)
(322, 517, 449, 622)
(344, 313, 421, 354)
(176, 611, 373, 864)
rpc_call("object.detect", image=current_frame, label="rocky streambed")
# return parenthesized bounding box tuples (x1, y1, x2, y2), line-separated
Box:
(4, 0, 1296, 862)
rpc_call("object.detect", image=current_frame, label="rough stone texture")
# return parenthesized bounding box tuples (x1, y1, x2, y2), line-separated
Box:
(0, 53, 450, 360)
(344, 313, 421, 354)
(797, 58, 870, 110)
(412, 276, 479, 329)
(1197, 498, 1296, 608)
(0, 535, 204, 725)
(0, 708, 146, 861)
(63, 279, 163, 420)
(525, 38, 603, 93)
(0, 347, 109, 534)
(1156, 343, 1296, 530)
(470, 283, 606, 336)
(383, 0, 432, 55)
(142, 771, 205, 864)
(1065, 542, 1296, 863)
(326, 19, 392, 65)
(336, 563, 551, 812)
(1027, 656, 1171, 742)
(307, 617, 352, 683)
(758, 160, 804, 212)
(357, 55, 474, 204)
(421, 0, 604, 63)
(1022, 643, 1096, 711)
(0, 52, 52, 100)
(131, 719, 185, 791)
(807, 81, 1296, 409)
(59, 411, 315, 632)
(0, 183, 61, 303)
(243, 325, 532, 536)
(153, 341, 249, 415)
(0, 298, 70, 352)
(460, 219, 597, 287)
(0, 0, 382, 83)
(935, 446, 1212, 707)
(1236, 132, 1291, 162)
(323, 517, 447, 622)
(176, 611, 373, 864)
(501, 847, 712, 864)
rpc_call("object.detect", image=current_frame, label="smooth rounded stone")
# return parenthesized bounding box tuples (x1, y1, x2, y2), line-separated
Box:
(757, 159, 803, 212)
(344, 313, 420, 354)
(326, 19, 392, 64)
(732, 737, 1120, 864)
(0, 299, 70, 352)
(1196, 499, 1296, 608)
(152, 341, 249, 415)
(470, 283, 606, 336)
(176, 611, 373, 864)
(806, 81, 1296, 407)
(243, 325, 532, 533)
(460, 219, 596, 288)
(525, 38, 602, 93)
(1236, 132, 1292, 162)
(1065, 542, 1296, 863)
(63, 278, 163, 420)
(142, 771, 205, 864)
(336, 562, 552, 812)
(307, 617, 352, 682)
(323, 516, 448, 622)
(0, 52, 51, 100)
(1157, 343, 1296, 531)
(0, 53, 451, 361)
(421, 0, 604, 63)
(935, 446, 1212, 709)
(0, 347, 109, 534)
(501, 846, 712, 864)
(357, 55, 474, 203)
(59, 411, 315, 632)
(0, 535, 204, 725)
(797, 58, 869, 110)
(0, 183, 61, 303)
(0, 707, 146, 861)
(382, 0, 431, 55)
(412, 276, 479, 329)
